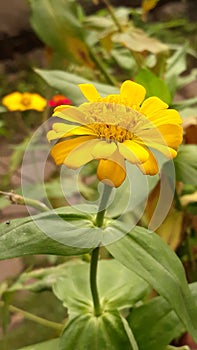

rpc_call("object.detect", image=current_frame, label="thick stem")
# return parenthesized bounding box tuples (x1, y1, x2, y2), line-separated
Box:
(90, 185, 113, 316)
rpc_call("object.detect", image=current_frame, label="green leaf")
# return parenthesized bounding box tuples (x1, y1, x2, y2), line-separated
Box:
(107, 225, 197, 342)
(0, 208, 92, 260)
(59, 310, 137, 350)
(29, 0, 92, 66)
(135, 69, 171, 104)
(53, 260, 149, 313)
(128, 295, 185, 350)
(16, 338, 59, 350)
(166, 45, 187, 81)
(35, 68, 119, 105)
(174, 145, 197, 185)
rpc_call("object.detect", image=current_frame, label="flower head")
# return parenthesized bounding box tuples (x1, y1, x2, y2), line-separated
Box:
(2, 92, 47, 112)
(47, 80, 183, 187)
(48, 94, 72, 107)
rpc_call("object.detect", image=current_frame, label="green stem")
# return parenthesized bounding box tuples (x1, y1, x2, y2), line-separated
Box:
(0, 191, 50, 212)
(102, 0, 124, 32)
(88, 46, 118, 86)
(90, 185, 113, 317)
(0, 301, 63, 332)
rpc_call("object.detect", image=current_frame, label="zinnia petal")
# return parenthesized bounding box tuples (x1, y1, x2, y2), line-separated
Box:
(144, 108, 182, 126)
(78, 84, 101, 102)
(47, 123, 97, 141)
(156, 124, 183, 148)
(50, 136, 95, 165)
(63, 139, 101, 169)
(97, 151, 126, 187)
(140, 96, 168, 115)
(137, 150, 159, 175)
(53, 106, 85, 124)
(118, 140, 149, 163)
(120, 80, 146, 106)
(91, 141, 117, 159)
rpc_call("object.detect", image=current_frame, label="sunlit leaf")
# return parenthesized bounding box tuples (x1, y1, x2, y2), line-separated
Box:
(107, 225, 197, 342)
(112, 27, 168, 54)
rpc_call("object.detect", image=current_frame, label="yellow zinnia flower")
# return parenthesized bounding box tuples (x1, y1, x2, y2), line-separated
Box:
(2, 92, 47, 112)
(47, 80, 183, 187)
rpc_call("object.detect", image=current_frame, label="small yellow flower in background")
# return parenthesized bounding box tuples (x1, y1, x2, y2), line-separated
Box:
(2, 92, 47, 112)
(47, 80, 183, 188)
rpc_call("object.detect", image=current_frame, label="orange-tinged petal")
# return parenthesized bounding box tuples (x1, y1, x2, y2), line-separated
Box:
(97, 151, 126, 187)
(120, 80, 146, 107)
(140, 96, 168, 115)
(91, 141, 117, 159)
(137, 150, 159, 175)
(63, 139, 101, 169)
(118, 140, 149, 163)
(50, 135, 95, 165)
(78, 84, 101, 102)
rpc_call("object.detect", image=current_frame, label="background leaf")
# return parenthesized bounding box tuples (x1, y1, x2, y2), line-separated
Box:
(17, 338, 59, 350)
(35, 68, 119, 105)
(29, 0, 92, 66)
(107, 225, 197, 342)
(53, 260, 149, 313)
(0, 208, 92, 260)
(174, 145, 197, 185)
(135, 68, 171, 104)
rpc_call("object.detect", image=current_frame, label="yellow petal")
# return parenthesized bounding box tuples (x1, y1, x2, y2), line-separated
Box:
(137, 150, 159, 175)
(118, 140, 149, 163)
(53, 106, 85, 124)
(97, 151, 126, 187)
(140, 96, 168, 115)
(78, 84, 101, 102)
(50, 136, 95, 165)
(144, 108, 182, 126)
(91, 141, 117, 159)
(47, 123, 97, 141)
(157, 124, 183, 148)
(54, 105, 72, 112)
(63, 139, 101, 169)
(120, 80, 146, 107)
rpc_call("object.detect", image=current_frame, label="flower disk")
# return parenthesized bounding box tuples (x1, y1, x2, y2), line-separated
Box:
(47, 80, 183, 187)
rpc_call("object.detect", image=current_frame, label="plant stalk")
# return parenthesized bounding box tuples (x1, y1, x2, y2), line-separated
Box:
(0, 301, 63, 332)
(90, 184, 113, 316)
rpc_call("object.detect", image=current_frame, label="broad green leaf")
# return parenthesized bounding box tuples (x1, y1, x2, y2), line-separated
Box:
(17, 338, 59, 350)
(53, 260, 149, 313)
(135, 68, 171, 104)
(29, 0, 92, 66)
(59, 310, 137, 350)
(0, 208, 92, 260)
(128, 295, 185, 350)
(35, 68, 119, 105)
(107, 225, 197, 342)
(166, 346, 190, 350)
(174, 145, 197, 185)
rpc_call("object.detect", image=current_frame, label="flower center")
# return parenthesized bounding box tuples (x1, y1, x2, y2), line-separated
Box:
(20, 94, 31, 107)
(94, 123, 133, 143)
